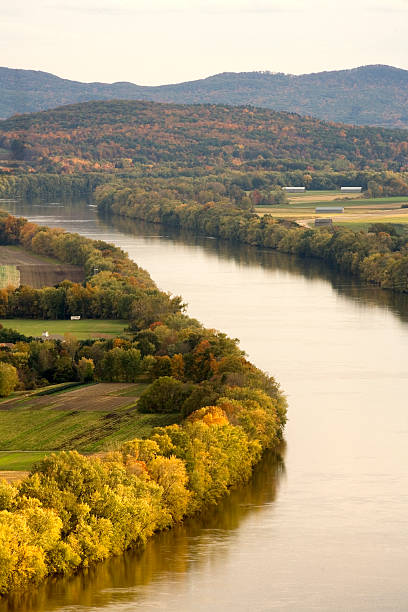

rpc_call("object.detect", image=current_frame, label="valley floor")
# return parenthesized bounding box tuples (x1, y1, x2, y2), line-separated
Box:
(256, 192, 408, 231)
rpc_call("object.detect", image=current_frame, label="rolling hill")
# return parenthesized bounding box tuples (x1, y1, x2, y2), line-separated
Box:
(1, 64, 408, 128)
(1, 99, 408, 173)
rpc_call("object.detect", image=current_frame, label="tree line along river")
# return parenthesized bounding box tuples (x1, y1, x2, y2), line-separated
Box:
(1, 199, 408, 612)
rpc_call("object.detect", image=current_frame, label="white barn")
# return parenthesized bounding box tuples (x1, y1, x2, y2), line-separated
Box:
(340, 186, 362, 193)
(283, 186, 306, 193)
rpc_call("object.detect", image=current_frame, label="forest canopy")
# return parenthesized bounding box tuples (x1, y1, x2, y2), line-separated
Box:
(1, 99, 408, 174)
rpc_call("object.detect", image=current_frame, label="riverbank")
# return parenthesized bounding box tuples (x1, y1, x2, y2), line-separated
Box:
(94, 183, 408, 293)
(2, 172, 408, 293)
(0, 213, 286, 597)
(1, 198, 407, 611)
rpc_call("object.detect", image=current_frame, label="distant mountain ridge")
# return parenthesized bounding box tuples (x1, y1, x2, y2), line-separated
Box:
(1, 64, 408, 128)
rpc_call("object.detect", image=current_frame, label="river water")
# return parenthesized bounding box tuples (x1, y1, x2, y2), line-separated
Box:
(1, 200, 408, 612)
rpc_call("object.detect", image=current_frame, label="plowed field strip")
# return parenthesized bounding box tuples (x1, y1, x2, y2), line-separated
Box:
(0, 383, 141, 411)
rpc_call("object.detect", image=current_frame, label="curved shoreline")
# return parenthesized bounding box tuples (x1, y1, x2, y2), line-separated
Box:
(0, 213, 286, 597)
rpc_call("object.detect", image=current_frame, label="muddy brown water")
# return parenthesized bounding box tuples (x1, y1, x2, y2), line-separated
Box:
(1, 200, 408, 611)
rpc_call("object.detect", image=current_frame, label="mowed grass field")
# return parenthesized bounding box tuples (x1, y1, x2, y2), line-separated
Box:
(256, 191, 408, 229)
(0, 318, 129, 339)
(0, 382, 181, 472)
(0, 452, 50, 471)
(334, 218, 408, 231)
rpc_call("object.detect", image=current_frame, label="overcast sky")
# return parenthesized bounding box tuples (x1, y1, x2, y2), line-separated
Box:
(2, 0, 408, 84)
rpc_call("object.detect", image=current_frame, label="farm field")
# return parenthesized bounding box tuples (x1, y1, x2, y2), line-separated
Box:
(334, 218, 408, 231)
(0, 245, 84, 288)
(282, 190, 363, 204)
(0, 382, 181, 471)
(0, 245, 62, 266)
(256, 191, 408, 229)
(0, 318, 129, 339)
(0, 451, 49, 471)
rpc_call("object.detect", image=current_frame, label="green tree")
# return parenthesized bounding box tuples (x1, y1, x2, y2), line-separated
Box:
(137, 376, 187, 413)
(100, 347, 142, 382)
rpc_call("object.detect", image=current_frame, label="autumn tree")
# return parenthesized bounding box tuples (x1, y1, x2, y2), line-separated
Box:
(0, 363, 18, 397)
(76, 357, 95, 382)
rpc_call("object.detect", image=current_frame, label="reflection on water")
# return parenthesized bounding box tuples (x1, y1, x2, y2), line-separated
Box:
(5, 199, 408, 325)
(104, 213, 408, 324)
(1, 199, 408, 611)
(1, 449, 285, 612)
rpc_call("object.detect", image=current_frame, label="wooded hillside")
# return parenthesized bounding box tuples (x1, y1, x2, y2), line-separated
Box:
(1, 99, 408, 174)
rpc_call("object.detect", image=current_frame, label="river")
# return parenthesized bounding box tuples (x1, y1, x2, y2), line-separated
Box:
(1, 200, 408, 612)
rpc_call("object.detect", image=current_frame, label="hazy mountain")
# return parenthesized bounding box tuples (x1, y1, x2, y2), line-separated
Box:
(1, 64, 408, 128)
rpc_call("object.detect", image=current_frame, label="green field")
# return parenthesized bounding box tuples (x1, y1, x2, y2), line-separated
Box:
(0, 382, 180, 470)
(256, 191, 408, 230)
(261, 197, 408, 210)
(0, 451, 50, 471)
(286, 192, 408, 203)
(0, 406, 178, 454)
(0, 318, 129, 339)
(347, 196, 408, 205)
(334, 219, 408, 230)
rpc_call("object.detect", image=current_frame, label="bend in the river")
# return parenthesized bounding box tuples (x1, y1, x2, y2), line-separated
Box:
(1, 199, 408, 612)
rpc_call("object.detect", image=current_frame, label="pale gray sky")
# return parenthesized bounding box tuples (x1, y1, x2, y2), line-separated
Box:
(2, 0, 408, 84)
